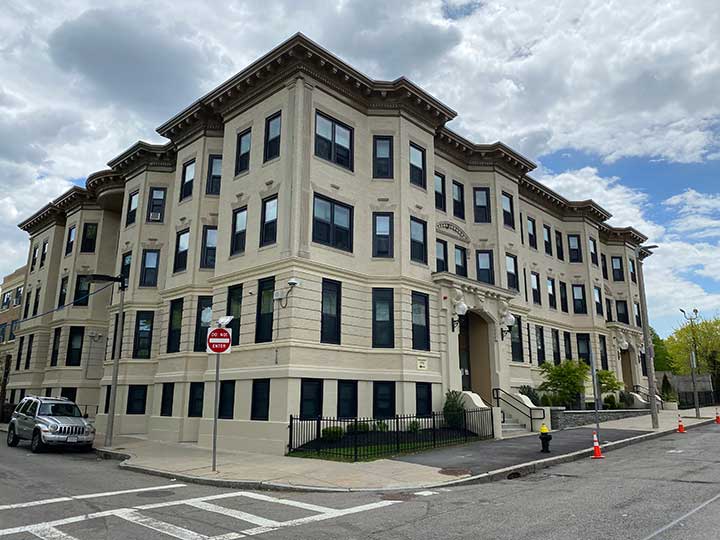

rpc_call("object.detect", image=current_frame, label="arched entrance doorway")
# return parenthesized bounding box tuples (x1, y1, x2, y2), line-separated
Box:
(620, 349, 635, 391)
(457, 311, 493, 402)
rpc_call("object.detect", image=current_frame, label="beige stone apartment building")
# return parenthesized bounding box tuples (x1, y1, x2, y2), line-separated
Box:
(0, 266, 25, 407)
(5, 34, 651, 453)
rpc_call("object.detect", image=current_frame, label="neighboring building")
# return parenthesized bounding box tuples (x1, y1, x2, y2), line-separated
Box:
(0, 266, 26, 406)
(5, 34, 651, 453)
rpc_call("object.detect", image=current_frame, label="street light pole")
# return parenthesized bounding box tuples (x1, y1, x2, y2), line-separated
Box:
(636, 245, 660, 430)
(680, 308, 701, 419)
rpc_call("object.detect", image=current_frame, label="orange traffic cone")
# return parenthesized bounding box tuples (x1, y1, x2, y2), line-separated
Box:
(715, 409, 720, 424)
(591, 431, 604, 459)
(677, 415, 686, 433)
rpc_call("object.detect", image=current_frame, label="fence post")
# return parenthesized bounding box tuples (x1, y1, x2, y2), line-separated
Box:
(315, 416, 321, 454)
(288, 415, 294, 453)
(463, 410, 468, 442)
(432, 413, 437, 448)
(353, 418, 358, 462)
(395, 415, 400, 453)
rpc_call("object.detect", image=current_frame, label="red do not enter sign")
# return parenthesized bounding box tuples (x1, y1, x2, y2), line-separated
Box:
(206, 327, 232, 354)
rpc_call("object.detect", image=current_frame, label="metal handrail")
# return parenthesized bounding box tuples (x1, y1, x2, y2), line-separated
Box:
(633, 385, 664, 409)
(492, 388, 545, 424)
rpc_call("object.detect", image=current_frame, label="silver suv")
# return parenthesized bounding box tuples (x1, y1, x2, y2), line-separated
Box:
(6, 396, 96, 453)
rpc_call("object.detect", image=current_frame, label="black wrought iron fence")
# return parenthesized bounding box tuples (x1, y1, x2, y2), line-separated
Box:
(288, 408, 494, 461)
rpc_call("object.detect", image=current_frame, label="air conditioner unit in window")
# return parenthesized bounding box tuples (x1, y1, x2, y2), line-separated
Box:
(149, 212, 162, 222)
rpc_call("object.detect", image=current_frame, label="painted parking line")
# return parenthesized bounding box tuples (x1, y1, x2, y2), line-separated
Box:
(0, 484, 187, 511)
(640, 490, 720, 540)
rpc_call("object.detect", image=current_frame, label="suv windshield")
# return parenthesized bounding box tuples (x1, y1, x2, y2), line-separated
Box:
(38, 403, 83, 417)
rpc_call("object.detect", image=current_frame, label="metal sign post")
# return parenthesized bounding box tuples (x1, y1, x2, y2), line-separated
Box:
(206, 324, 232, 473)
(589, 348, 601, 439)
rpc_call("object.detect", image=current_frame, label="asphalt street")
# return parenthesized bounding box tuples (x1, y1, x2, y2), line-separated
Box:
(1, 424, 719, 539)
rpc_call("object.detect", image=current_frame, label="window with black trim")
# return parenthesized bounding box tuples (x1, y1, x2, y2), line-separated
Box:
(251, 379, 270, 420)
(552, 329, 561, 364)
(564, 331, 572, 359)
(227, 285, 242, 346)
(416, 382, 432, 417)
(200, 226, 217, 268)
(611, 256, 624, 281)
(300, 378, 323, 419)
(80, 223, 97, 253)
(606, 298, 613, 322)
(434, 172, 446, 211)
(260, 195, 278, 247)
(121, 252, 132, 287)
(103, 386, 110, 414)
(555, 230, 564, 260)
(577, 333, 590, 365)
(206, 154, 222, 195)
(410, 217, 427, 264)
(255, 277, 274, 343)
(372, 212, 393, 258)
(473, 187, 490, 223)
(547, 277, 557, 309)
(160, 382, 174, 416)
(531, 272, 541, 304)
(66, 326, 84, 366)
(436, 239, 448, 272)
(321, 279, 341, 344)
(23, 290, 30, 319)
(502, 192, 514, 228)
(454, 245, 467, 277)
(315, 111, 353, 170)
(57, 277, 68, 308)
(174, 229, 189, 273)
(411, 291, 430, 351)
(409, 143, 426, 188)
(372, 288, 394, 348)
(572, 284, 587, 314)
(50, 327, 61, 366)
(40, 240, 48, 268)
(231, 207, 247, 255)
(313, 194, 353, 252)
(263, 112, 281, 162)
(194, 296, 213, 352)
(568, 235, 582, 262)
(476, 250, 494, 285)
(373, 135, 393, 178)
(140, 249, 159, 287)
(589, 237, 598, 265)
(180, 160, 195, 200)
(73, 275, 90, 306)
(559, 281, 569, 312)
(147, 187, 166, 222)
(452, 181, 465, 219)
(634, 302, 642, 327)
(536, 326, 545, 364)
(126, 385, 147, 415)
(25, 334, 33, 369)
(337, 380, 358, 418)
(599, 335, 609, 370)
(594, 286, 603, 316)
(167, 298, 183, 353)
(188, 382, 204, 417)
(219, 380, 235, 419)
(601, 253, 608, 279)
(527, 217, 537, 249)
(65, 225, 76, 254)
(126, 192, 139, 226)
(235, 128, 251, 174)
(15, 336, 23, 370)
(32, 287, 41, 316)
(373, 381, 395, 419)
(543, 225, 552, 255)
(511, 315, 523, 362)
(505, 253, 518, 290)
(30, 245, 38, 271)
(132, 311, 154, 359)
(629, 258, 637, 283)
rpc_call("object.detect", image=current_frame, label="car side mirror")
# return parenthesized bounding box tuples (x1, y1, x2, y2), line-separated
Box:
(83, 413, 89, 419)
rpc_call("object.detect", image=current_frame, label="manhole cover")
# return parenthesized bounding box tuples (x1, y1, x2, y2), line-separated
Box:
(439, 467, 471, 476)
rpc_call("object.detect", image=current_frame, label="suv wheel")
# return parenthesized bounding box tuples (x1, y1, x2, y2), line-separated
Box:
(30, 430, 45, 453)
(6, 426, 19, 447)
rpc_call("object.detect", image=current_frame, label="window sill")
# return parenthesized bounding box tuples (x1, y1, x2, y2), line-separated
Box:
(371, 256, 395, 261)
(372, 176, 394, 182)
(262, 156, 281, 168)
(258, 243, 277, 253)
(204, 193, 220, 198)
(228, 251, 246, 261)
(172, 269, 188, 276)
(137, 285, 158, 289)
(409, 182, 427, 193)
(312, 241, 354, 257)
(178, 197, 193, 207)
(409, 259, 429, 269)
(312, 154, 355, 176)
(503, 225, 516, 232)
(234, 169, 250, 181)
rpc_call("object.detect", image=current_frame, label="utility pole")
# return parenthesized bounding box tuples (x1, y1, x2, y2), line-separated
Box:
(680, 308, 701, 419)
(636, 245, 659, 429)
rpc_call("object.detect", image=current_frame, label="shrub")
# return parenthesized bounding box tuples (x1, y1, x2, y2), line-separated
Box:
(540, 394, 553, 407)
(443, 390, 466, 429)
(321, 426, 344, 442)
(603, 394, 617, 409)
(597, 370, 623, 394)
(519, 385, 541, 406)
(660, 374, 678, 402)
(374, 420, 388, 432)
(619, 390, 633, 408)
(407, 420, 420, 433)
(346, 421, 370, 433)
(539, 360, 590, 409)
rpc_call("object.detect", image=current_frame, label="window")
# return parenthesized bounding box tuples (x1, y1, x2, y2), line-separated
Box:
(1, 292, 10, 309)
(410, 217, 427, 264)
(15, 337, 23, 370)
(73, 275, 90, 306)
(263, 112, 281, 162)
(527, 217, 537, 249)
(312, 194, 353, 252)
(194, 296, 213, 352)
(373, 135, 393, 178)
(160, 383, 174, 417)
(227, 285, 242, 346)
(559, 281, 569, 312)
(568, 235, 582, 262)
(543, 225, 552, 255)
(572, 284, 587, 314)
(167, 298, 183, 353)
(519, 213, 525, 244)
(147, 187, 166, 222)
(473, 187, 490, 223)
(531, 272, 541, 304)
(594, 287, 603, 316)
(611, 256, 624, 281)
(121, 252, 132, 288)
(601, 254, 608, 279)
(411, 292, 430, 351)
(218, 380, 235, 419)
(501, 192, 514, 228)
(126, 385, 147, 415)
(436, 240, 448, 272)
(555, 231, 564, 260)
(32, 287, 41, 316)
(231, 207, 247, 255)
(66, 326, 84, 366)
(434, 172, 446, 211)
(0, 324, 5, 342)
(260, 195, 278, 247)
(641, 351, 648, 376)
(65, 225, 76, 254)
(511, 315, 523, 362)
(60, 387, 76, 402)
(206, 155, 222, 195)
(576, 333, 590, 365)
(629, 258, 637, 283)
(103, 386, 110, 414)
(180, 160, 195, 200)
(552, 329, 561, 365)
(416, 383, 432, 417)
(372, 288, 394, 348)
(634, 302, 642, 327)
(606, 298, 613, 322)
(188, 382, 204, 417)
(132, 311, 154, 359)
(23, 291, 30, 319)
(300, 379, 323, 419)
(409, 143, 426, 188)
(454, 246, 467, 277)
(235, 129, 251, 175)
(251, 379, 270, 421)
(599, 335, 609, 370)
(373, 381, 395, 419)
(564, 331, 572, 360)
(140, 250, 159, 287)
(315, 112, 353, 170)
(25, 334, 34, 369)
(616, 300, 629, 324)
(80, 223, 97, 253)
(46, 329, 60, 365)
(452, 181, 465, 219)
(337, 380, 358, 418)
(174, 229, 190, 272)
(200, 226, 217, 268)
(31, 245, 38, 271)
(255, 277, 275, 343)
(505, 254, 518, 290)
(9, 319, 18, 341)
(536, 326, 545, 365)
(476, 250, 494, 285)
(547, 278, 557, 309)
(321, 279, 341, 344)
(126, 192, 139, 226)
(589, 237, 598, 265)
(372, 212, 393, 258)
(40, 241, 48, 268)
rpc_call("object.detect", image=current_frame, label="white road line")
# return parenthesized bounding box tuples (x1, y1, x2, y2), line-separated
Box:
(187, 500, 281, 528)
(233, 491, 333, 513)
(27, 525, 81, 540)
(0, 484, 187, 510)
(413, 490, 438, 496)
(115, 509, 225, 540)
(641, 491, 720, 540)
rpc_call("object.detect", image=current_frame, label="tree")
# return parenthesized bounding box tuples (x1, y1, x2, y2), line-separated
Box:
(665, 316, 720, 393)
(538, 360, 590, 408)
(651, 327, 673, 372)
(597, 369, 623, 394)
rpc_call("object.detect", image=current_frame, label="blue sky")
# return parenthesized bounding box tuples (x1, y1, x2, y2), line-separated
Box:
(0, 0, 718, 337)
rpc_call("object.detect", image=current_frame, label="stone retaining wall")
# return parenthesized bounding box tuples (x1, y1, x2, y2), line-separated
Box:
(550, 408, 650, 430)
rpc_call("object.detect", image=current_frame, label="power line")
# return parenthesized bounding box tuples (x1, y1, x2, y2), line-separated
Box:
(16, 281, 115, 329)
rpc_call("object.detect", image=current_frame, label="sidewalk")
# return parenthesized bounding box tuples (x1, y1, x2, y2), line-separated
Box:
(2, 407, 717, 491)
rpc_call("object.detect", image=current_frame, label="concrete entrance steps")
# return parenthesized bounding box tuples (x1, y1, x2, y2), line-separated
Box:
(501, 420, 528, 435)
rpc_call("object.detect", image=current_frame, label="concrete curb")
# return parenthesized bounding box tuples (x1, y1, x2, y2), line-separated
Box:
(94, 418, 717, 493)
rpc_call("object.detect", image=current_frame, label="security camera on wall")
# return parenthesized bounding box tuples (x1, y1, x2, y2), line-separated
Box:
(287, 278, 300, 288)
